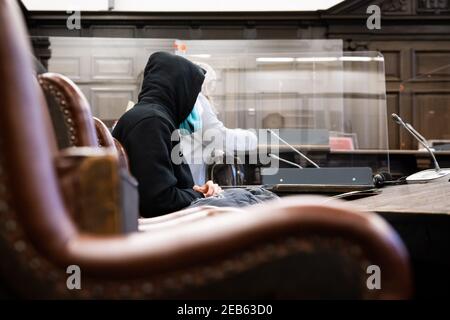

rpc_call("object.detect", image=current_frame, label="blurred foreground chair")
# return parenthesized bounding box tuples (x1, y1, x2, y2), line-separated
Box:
(38, 72, 130, 169)
(0, 0, 412, 299)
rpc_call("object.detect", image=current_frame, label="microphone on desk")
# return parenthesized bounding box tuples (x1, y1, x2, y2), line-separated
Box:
(391, 113, 450, 182)
(267, 129, 320, 168)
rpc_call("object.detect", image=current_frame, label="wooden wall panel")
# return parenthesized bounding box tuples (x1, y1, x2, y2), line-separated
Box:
(92, 57, 134, 80)
(383, 51, 402, 81)
(413, 92, 450, 141)
(48, 57, 81, 80)
(386, 93, 400, 149)
(368, 41, 450, 149)
(413, 50, 450, 81)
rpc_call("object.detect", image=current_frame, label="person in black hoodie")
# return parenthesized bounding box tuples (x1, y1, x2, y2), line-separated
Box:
(113, 52, 221, 218)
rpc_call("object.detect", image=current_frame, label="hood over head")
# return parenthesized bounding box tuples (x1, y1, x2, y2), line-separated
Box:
(138, 52, 205, 125)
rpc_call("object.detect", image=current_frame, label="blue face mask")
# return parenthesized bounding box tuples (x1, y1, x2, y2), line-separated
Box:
(179, 105, 202, 135)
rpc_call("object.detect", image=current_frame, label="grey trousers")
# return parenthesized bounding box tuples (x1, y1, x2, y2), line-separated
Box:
(188, 187, 279, 209)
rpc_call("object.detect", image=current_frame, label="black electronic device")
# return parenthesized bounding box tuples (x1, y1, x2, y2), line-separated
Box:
(260, 167, 374, 194)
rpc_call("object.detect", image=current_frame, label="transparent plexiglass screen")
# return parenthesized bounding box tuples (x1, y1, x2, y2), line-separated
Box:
(46, 37, 389, 172)
(182, 50, 388, 152)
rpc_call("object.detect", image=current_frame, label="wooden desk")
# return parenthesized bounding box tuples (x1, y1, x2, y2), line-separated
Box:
(351, 175, 450, 216)
(350, 177, 450, 298)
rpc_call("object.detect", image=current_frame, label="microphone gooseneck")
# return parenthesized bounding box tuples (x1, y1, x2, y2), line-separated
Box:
(267, 129, 320, 168)
(268, 153, 303, 169)
(391, 113, 441, 172)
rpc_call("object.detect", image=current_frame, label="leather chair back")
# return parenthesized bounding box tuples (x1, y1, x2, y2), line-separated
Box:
(38, 73, 131, 171)
(39, 73, 98, 149)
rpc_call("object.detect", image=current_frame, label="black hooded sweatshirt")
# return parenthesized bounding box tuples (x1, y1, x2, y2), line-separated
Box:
(112, 52, 205, 218)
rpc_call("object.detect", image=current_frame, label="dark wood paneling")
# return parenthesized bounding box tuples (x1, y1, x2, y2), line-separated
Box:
(29, 27, 82, 37)
(369, 40, 450, 149)
(196, 27, 246, 39)
(386, 93, 400, 149)
(383, 51, 402, 81)
(413, 92, 450, 141)
(416, 0, 450, 14)
(90, 26, 136, 38)
(255, 27, 300, 39)
(141, 26, 192, 39)
(413, 50, 450, 81)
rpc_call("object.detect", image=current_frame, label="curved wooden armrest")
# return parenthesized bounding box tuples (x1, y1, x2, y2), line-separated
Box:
(93, 117, 115, 147)
(57, 197, 411, 298)
(113, 137, 130, 171)
(139, 206, 223, 225)
(55, 147, 126, 234)
(93, 117, 130, 171)
(138, 206, 241, 231)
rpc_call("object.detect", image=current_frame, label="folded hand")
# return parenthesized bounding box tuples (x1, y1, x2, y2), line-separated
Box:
(193, 180, 223, 198)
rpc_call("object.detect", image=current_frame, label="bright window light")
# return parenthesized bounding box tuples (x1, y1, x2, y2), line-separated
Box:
(21, 0, 109, 11)
(296, 57, 339, 62)
(256, 57, 295, 63)
(189, 54, 212, 59)
(21, 0, 345, 12)
(339, 57, 373, 62)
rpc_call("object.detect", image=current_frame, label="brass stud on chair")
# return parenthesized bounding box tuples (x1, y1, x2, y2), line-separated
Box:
(29, 258, 41, 270)
(0, 200, 8, 212)
(141, 282, 154, 294)
(119, 284, 131, 296)
(5, 219, 16, 231)
(14, 240, 26, 252)
(180, 274, 194, 286)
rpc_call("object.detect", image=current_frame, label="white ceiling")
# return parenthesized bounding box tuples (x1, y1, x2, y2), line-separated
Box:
(21, 0, 345, 12)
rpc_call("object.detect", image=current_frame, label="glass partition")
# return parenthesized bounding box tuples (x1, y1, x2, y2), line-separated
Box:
(181, 50, 389, 179)
(45, 37, 390, 177)
(182, 50, 388, 151)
